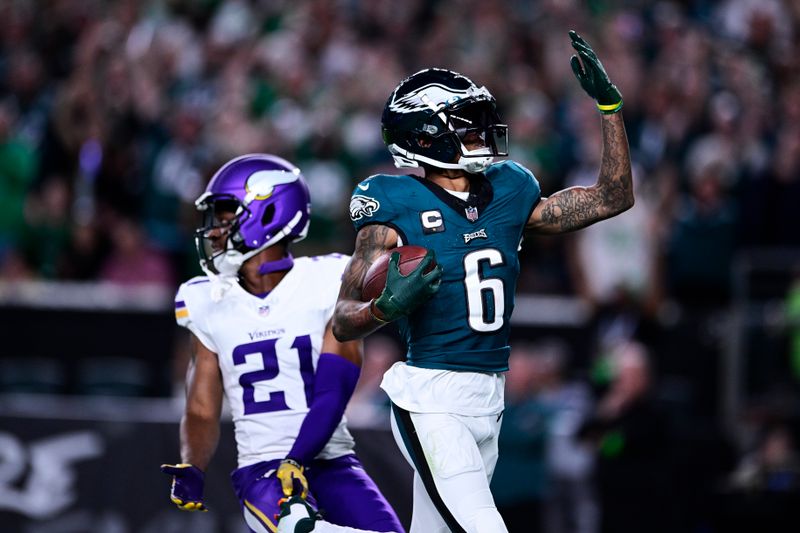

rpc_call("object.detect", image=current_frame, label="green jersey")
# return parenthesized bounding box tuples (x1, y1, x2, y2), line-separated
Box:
(349, 160, 541, 372)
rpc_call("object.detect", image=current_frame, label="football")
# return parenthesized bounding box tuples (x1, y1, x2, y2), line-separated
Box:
(361, 245, 434, 301)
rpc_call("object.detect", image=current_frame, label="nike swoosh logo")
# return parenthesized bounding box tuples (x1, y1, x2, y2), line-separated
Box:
(357, 182, 370, 191)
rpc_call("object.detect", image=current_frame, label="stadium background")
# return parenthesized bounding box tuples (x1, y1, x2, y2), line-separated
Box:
(1, 0, 799, 531)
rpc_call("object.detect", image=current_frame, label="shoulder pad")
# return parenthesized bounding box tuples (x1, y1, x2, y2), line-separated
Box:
(350, 174, 403, 230)
(174, 277, 218, 352)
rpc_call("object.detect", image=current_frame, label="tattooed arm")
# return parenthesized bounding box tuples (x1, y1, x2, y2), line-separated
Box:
(332, 224, 398, 341)
(526, 113, 633, 234)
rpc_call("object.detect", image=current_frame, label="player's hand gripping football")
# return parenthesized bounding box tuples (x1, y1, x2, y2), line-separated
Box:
(569, 30, 623, 114)
(277, 458, 309, 499)
(160, 463, 208, 511)
(373, 249, 442, 322)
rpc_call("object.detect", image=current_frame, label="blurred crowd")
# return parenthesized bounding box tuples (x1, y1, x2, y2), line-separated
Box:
(0, 0, 798, 302)
(2, 0, 800, 530)
(492, 339, 800, 533)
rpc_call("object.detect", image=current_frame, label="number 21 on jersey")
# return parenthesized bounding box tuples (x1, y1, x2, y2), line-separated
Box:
(232, 335, 314, 415)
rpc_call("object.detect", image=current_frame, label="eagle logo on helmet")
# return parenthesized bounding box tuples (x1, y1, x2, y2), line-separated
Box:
(349, 195, 380, 221)
(389, 83, 474, 114)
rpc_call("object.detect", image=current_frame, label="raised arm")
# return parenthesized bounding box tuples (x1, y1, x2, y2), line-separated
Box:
(331, 224, 398, 341)
(527, 31, 634, 235)
(527, 113, 632, 233)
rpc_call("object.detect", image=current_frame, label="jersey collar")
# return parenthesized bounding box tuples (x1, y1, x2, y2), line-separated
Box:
(231, 258, 305, 307)
(412, 173, 494, 223)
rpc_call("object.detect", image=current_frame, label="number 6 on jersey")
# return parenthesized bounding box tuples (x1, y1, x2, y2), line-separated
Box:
(463, 248, 505, 332)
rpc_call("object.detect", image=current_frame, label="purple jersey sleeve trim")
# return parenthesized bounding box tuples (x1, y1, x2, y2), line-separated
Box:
(288, 353, 360, 464)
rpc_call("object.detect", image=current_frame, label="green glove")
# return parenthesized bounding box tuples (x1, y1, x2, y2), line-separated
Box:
(569, 30, 623, 114)
(373, 250, 442, 322)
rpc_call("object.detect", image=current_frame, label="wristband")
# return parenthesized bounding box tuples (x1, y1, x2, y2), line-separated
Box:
(369, 300, 389, 324)
(281, 457, 302, 469)
(597, 100, 623, 114)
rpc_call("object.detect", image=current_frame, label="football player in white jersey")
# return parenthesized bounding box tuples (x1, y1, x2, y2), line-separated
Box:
(160, 154, 403, 533)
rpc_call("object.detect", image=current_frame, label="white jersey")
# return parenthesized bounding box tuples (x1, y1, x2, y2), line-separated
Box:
(175, 254, 355, 468)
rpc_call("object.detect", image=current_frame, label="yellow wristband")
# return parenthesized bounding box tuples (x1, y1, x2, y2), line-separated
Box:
(597, 100, 623, 114)
(369, 300, 389, 324)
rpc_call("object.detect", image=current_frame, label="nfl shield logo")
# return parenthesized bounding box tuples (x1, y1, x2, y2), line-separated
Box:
(465, 206, 479, 222)
(258, 305, 270, 316)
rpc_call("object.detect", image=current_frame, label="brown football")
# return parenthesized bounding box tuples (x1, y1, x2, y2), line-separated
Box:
(361, 245, 434, 301)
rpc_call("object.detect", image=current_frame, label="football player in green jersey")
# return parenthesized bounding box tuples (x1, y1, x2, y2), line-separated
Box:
(327, 31, 633, 533)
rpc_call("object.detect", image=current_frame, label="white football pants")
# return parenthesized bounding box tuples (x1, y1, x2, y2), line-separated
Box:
(390, 404, 508, 533)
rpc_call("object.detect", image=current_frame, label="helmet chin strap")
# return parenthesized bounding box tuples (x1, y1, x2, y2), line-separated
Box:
(205, 250, 244, 278)
(258, 254, 294, 274)
(388, 143, 494, 173)
(200, 257, 240, 302)
(457, 154, 494, 174)
(457, 144, 494, 173)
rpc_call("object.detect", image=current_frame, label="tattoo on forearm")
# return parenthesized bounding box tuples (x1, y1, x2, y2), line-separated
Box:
(340, 225, 392, 301)
(334, 225, 393, 340)
(597, 115, 633, 214)
(540, 187, 603, 231)
(537, 114, 633, 233)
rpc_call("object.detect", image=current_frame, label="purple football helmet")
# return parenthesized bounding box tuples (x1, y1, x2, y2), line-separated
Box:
(194, 154, 311, 276)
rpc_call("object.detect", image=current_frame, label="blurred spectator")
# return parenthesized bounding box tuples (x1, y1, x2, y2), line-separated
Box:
(19, 176, 71, 278)
(99, 214, 175, 287)
(0, 99, 37, 254)
(517, 233, 573, 295)
(142, 97, 211, 266)
(665, 140, 739, 308)
(4, 46, 52, 151)
(537, 340, 598, 533)
(491, 342, 551, 533)
(714, 411, 800, 533)
(345, 333, 404, 429)
(718, 0, 793, 63)
(729, 422, 800, 492)
(0, 248, 34, 281)
(742, 124, 800, 248)
(56, 221, 109, 280)
(565, 158, 661, 314)
(579, 341, 674, 533)
(788, 273, 800, 382)
(493, 339, 598, 533)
